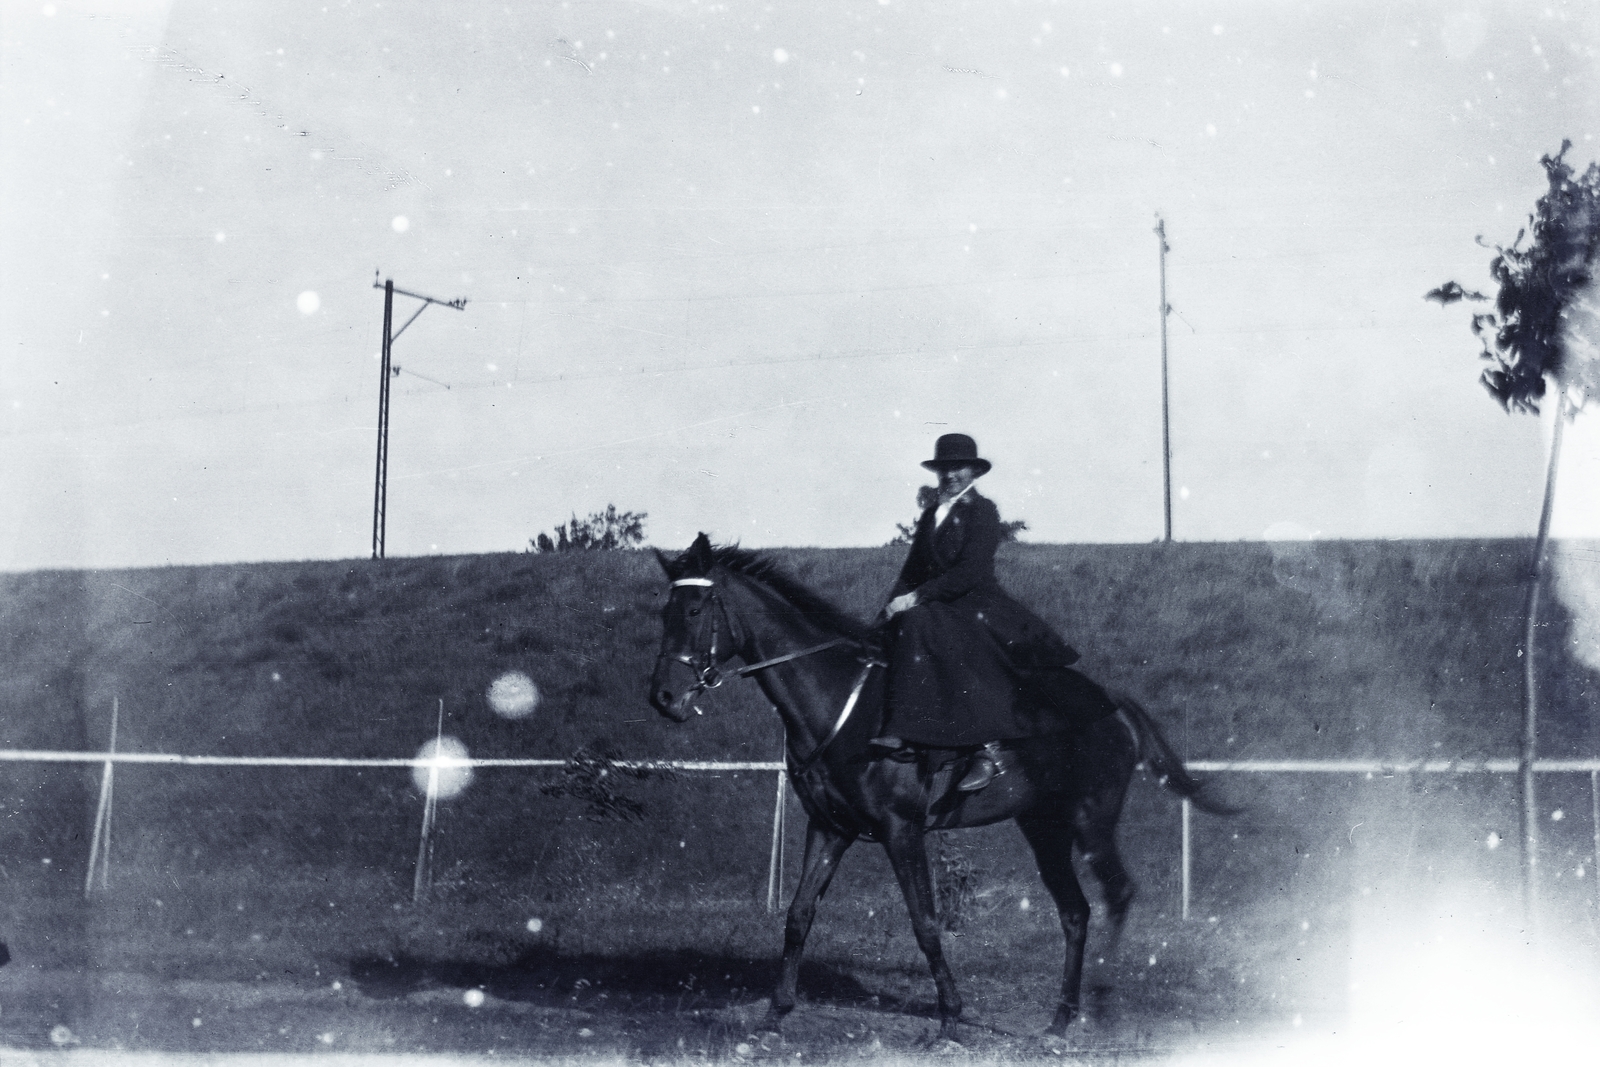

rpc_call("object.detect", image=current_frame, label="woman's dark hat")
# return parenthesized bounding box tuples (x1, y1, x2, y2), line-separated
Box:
(921, 433, 991, 475)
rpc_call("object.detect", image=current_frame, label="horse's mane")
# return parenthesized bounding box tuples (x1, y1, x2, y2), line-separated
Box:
(711, 545, 870, 642)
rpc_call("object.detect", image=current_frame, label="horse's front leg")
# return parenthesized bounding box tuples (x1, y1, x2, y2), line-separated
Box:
(882, 821, 963, 1042)
(760, 819, 854, 1033)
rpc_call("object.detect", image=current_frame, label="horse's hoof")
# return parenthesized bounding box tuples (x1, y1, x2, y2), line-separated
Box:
(749, 1030, 785, 1055)
(915, 1031, 964, 1053)
(1040, 1031, 1072, 1056)
(755, 1010, 787, 1036)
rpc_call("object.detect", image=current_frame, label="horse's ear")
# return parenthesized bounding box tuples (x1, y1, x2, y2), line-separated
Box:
(686, 532, 715, 575)
(653, 547, 678, 578)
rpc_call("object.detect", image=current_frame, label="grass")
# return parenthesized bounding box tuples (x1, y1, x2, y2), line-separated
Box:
(1, 539, 1598, 1052)
(3, 538, 1597, 888)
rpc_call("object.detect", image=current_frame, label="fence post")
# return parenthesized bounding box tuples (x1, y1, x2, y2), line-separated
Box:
(413, 700, 445, 905)
(84, 696, 118, 897)
(1592, 770, 1599, 895)
(766, 742, 787, 912)
(1180, 796, 1192, 922)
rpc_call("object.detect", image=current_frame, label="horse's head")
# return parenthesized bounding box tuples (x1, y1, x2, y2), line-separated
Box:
(648, 532, 738, 723)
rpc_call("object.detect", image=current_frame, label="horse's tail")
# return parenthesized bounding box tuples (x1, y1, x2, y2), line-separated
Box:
(1107, 688, 1241, 817)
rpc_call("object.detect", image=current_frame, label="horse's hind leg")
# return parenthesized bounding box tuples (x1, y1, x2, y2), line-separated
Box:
(760, 819, 853, 1033)
(1016, 812, 1091, 1038)
(1074, 781, 1137, 958)
(1073, 712, 1140, 958)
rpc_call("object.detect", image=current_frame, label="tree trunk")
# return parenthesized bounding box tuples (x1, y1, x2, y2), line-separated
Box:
(1520, 388, 1569, 931)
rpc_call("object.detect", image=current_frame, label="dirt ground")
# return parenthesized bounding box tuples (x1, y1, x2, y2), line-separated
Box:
(0, 959, 1305, 1065)
(4, 867, 1598, 1066)
(4, 770, 1598, 1064)
(0, 860, 1373, 1066)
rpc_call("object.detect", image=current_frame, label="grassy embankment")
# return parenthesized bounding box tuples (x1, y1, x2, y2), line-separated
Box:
(1, 539, 1597, 1050)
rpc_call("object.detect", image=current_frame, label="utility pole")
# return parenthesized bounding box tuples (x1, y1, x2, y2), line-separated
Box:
(1156, 216, 1173, 543)
(372, 276, 467, 560)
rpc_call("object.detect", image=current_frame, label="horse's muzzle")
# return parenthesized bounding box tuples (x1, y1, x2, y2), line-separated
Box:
(648, 661, 695, 723)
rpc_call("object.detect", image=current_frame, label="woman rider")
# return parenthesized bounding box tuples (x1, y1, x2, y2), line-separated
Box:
(872, 434, 1117, 791)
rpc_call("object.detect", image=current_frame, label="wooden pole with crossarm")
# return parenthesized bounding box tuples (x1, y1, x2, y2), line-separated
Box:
(372, 276, 467, 560)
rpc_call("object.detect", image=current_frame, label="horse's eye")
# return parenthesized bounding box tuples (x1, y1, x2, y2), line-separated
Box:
(688, 608, 701, 618)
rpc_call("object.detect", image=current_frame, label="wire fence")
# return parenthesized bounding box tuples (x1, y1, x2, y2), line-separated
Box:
(4, 746, 1598, 915)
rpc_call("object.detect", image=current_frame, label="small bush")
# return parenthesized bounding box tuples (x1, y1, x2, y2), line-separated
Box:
(885, 481, 1027, 546)
(530, 505, 646, 553)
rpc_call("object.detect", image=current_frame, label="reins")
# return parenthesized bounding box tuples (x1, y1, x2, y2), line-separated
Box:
(666, 576, 884, 773)
(734, 637, 853, 677)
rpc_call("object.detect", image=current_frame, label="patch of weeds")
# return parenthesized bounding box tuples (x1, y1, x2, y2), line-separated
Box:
(931, 833, 985, 933)
(539, 743, 671, 823)
(431, 859, 476, 902)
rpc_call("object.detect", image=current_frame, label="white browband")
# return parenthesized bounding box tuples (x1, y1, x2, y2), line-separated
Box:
(671, 578, 715, 587)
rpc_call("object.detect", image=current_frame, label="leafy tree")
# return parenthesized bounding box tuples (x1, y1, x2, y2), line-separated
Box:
(1427, 139, 1600, 918)
(1426, 140, 1600, 410)
(530, 504, 647, 553)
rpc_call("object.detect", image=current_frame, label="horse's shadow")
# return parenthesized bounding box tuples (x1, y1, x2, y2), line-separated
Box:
(346, 946, 935, 1017)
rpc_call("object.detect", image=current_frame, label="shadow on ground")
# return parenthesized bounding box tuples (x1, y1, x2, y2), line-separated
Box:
(345, 945, 938, 1017)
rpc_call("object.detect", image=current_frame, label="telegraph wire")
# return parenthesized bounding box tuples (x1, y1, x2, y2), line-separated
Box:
(0, 319, 1437, 442)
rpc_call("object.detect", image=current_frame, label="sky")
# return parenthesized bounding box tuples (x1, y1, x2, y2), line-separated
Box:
(2, 0, 1599, 572)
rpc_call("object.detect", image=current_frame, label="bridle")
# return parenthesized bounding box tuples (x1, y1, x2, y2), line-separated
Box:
(660, 576, 731, 695)
(659, 575, 885, 774)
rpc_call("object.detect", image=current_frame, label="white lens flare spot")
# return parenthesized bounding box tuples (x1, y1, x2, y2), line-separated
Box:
(488, 671, 540, 719)
(214, 232, 226, 243)
(297, 291, 320, 315)
(392, 215, 410, 233)
(526, 917, 544, 933)
(1486, 831, 1501, 849)
(773, 48, 788, 63)
(463, 989, 486, 1008)
(1349, 906, 1600, 1059)
(1019, 897, 1030, 911)
(412, 736, 473, 799)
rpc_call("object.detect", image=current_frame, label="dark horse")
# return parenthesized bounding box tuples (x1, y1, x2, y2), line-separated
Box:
(648, 535, 1231, 1042)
